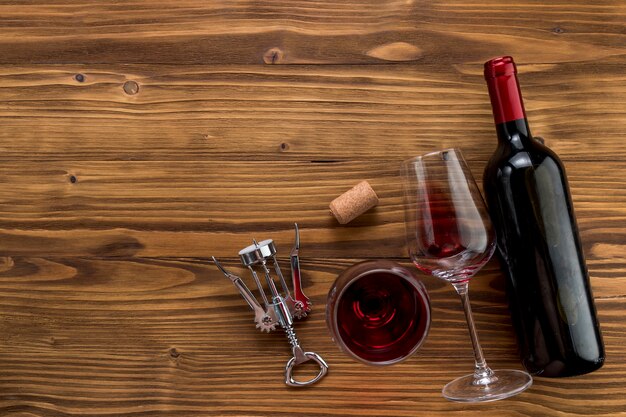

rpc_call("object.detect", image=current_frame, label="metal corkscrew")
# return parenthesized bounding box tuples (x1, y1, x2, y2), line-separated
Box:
(212, 224, 327, 387)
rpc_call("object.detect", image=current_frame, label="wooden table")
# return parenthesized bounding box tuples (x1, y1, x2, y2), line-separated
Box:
(0, 1, 624, 416)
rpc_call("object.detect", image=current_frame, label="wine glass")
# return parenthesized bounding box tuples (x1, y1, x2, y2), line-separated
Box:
(401, 149, 532, 402)
(326, 260, 431, 366)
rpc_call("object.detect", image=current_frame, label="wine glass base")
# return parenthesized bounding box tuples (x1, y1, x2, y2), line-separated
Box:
(442, 369, 532, 403)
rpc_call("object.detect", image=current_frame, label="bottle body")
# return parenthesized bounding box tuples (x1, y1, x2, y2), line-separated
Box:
(483, 58, 604, 377)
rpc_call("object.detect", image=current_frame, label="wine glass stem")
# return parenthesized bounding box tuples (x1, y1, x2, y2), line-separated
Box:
(452, 281, 497, 385)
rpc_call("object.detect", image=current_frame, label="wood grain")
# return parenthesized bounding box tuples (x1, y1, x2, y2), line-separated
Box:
(0, 257, 624, 417)
(0, 154, 624, 416)
(0, 0, 625, 64)
(0, 62, 625, 162)
(0, 159, 625, 261)
(1, 0, 626, 415)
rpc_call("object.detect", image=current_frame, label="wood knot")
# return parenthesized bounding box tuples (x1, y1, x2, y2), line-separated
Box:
(263, 48, 284, 64)
(0, 257, 14, 269)
(552, 27, 565, 34)
(74, 74, 85, 83)
(279, 142, 289, 151)
(169, 347, 181, 359)
(69, 175, 77, 184)
(0, 257, 14, 274)
(366, 42, 423, 62)
(123, 80, 140, 95)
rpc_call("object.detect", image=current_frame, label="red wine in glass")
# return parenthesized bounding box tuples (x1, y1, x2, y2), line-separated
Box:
(327, 260, 431, 365)
(402, 149, 533, 402)
(411, 181, 493, 280)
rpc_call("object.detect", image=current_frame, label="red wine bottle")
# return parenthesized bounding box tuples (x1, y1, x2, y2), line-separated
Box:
(482, 56, 604, 377)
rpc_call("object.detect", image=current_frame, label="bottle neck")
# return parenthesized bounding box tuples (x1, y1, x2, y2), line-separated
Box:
(496, 118, 532, 149)
(484, 56, 532, 147)
(486, 71, 527, 125)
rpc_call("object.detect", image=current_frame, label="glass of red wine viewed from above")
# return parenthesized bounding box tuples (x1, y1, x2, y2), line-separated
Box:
(326, 260, 431, 366)
(402, 149, 533, 402)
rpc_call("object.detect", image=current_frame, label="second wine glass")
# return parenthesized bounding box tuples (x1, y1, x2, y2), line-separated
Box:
(402, 149, 532, 402)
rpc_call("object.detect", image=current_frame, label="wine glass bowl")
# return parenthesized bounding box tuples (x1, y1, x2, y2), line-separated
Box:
(402, 150, 496, 282)
(326, 260, 431, 366)
(402, 149, 532, 402)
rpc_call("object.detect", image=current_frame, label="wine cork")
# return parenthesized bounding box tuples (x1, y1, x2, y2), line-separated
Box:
(329, 181, 379, 224)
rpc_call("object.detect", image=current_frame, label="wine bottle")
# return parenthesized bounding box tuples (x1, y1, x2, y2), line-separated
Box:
(482, 56, 605, 377)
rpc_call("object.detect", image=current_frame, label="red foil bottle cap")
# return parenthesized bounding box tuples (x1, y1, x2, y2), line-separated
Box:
(484, 56, 526, 124)
(484, 56, 517, 78)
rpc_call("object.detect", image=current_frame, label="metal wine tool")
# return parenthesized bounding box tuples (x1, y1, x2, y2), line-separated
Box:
(290, 223, 312, 317)
(212, 257, 279, 332)
(212, 224, 327, 387)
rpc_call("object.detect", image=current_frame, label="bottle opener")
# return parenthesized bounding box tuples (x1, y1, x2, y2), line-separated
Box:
(213, 224, 328, 387)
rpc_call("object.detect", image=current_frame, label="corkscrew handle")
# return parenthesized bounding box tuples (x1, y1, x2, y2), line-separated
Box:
(290, 223, 312, 314)
(212, 257, 262, 313)
(212, 257, 277, 331)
